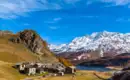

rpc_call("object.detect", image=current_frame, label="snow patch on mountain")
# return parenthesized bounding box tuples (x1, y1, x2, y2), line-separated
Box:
(49, 31, 130, 54)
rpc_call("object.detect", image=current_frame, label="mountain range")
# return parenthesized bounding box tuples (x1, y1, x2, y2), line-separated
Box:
(49, 31, 130, 64)
(49, 31, 130, 55)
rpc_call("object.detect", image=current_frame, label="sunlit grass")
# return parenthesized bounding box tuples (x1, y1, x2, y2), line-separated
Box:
(0, 61, 26, 80)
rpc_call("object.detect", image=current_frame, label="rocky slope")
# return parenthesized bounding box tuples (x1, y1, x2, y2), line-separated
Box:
(0, 30, 58, 63)
(10, 30, 51, 55)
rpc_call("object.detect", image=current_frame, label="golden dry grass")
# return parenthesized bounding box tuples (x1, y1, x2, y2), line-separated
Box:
(22, 70, 112, 80)
(0, 35, 39, 63)
(0, 61, 26, 80)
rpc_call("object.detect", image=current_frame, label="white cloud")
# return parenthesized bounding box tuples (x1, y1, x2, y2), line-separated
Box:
(116, 18, 124, 22)
(0, 0, 62, 19)
(0, 0, 81, 19)
(101, 0, 130, 5)
(64, 0, 80, 4)
(0, 0, 130, 19)
(49, 26, 59, 30)
(44, 17, 62, 23)
(86, 1, 93, 5)
(80, 16, 99, 18)
(116, 17, 130, 22)
(85, 0, 130, 7)
(41, 36, 50, 42)
(128, 18, 130, 21)
(23, 23, 30, 26)
(53, 17, 62, 21)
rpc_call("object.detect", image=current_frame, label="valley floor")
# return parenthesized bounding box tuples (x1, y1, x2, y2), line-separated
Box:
(0, 60, 112, 80)
(22, 71, 112, 80)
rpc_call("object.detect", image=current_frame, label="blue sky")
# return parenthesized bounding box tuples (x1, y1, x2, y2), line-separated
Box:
(0, 0, 130, 44)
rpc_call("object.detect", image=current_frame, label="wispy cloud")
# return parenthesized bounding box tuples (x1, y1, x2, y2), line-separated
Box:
(86, 1, 93, 5)
(0, 0, 62, 19)
(23, 23, 30, 26)
(0, 0, 82, 19)
(49, 26, 59, 30)
(53, 17, 62, 21)
(80, 16, 99, 18)
(0, 0, 130, 19)
(86, 0, 130, 7)
(116, 17, 130, 22)
(64, 0, 80, 4)
(101, 0, 130, 6)
(44, 17, 62, 24)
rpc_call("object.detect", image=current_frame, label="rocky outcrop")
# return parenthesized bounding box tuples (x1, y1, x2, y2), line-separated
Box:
(10, 30, 49, 55)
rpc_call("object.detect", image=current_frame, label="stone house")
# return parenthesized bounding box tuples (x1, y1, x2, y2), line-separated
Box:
(65, 66, 76, 74)
(18, 63, 28, 73)
(19, 63, 26, 71)
(36, 67, 45, 74)
(25, 66, 36, 76)
(14, 63, 22, 69)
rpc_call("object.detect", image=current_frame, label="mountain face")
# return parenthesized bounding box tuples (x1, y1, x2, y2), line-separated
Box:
(49, 31, 130, 55)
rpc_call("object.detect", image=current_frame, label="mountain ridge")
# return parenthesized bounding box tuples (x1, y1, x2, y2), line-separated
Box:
(49, 31, 130, 55)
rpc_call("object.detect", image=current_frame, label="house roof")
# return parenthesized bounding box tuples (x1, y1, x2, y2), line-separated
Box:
(68, 66, 76, 69)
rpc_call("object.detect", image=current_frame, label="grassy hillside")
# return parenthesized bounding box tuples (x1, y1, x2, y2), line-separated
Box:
(0, 31, 75, 80)
(0, 35, 39, 63)
(9, 30, 58, 63)
(0, 61, 26, 80)
(0, 32, 58, 80)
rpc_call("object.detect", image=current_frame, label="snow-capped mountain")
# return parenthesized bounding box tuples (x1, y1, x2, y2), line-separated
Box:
(49, 31, 130, 54)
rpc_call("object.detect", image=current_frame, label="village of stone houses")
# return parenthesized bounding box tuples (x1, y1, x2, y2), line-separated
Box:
(14, 62, 76, 77)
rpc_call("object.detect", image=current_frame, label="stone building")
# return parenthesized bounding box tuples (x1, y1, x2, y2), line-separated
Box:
(15, 62, 76, 76)
(65, 66, 76, 74)
(25, 66, 36, 76)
